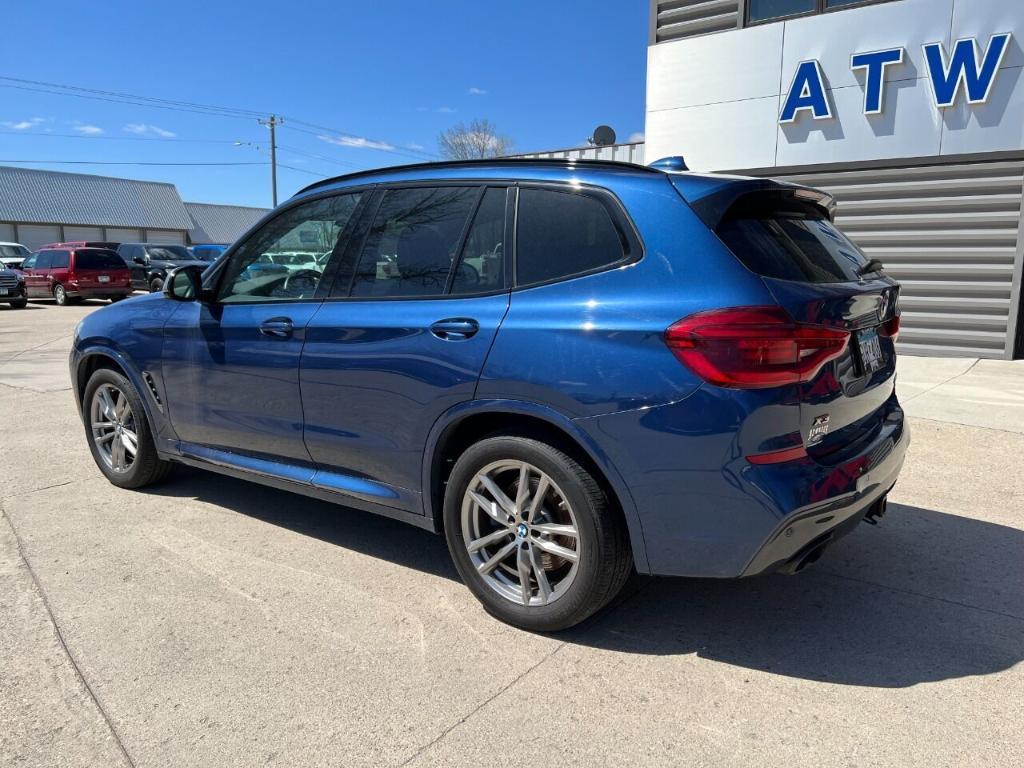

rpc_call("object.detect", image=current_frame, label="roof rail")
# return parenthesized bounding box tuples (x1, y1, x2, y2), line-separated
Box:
(295, 156, 664, 196)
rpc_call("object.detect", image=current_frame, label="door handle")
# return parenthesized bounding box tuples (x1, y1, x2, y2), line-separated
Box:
(430, 318, 480, 341)
(259, 317, 294, 338)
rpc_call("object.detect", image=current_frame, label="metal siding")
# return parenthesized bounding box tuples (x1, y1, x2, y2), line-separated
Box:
(512, 143, 646, 165)
(184, 202, 270, 244)
(653, 0, 740, 43)
(774, 159, 1024, 358)
(63, 226, 103, 242)
(105, 228, 142, 243)
(0, 223, 14, 242)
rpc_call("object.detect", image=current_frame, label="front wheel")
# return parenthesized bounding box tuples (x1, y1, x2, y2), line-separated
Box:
(82, 368, 172, 489)
(444, 436, 632, 632)
(9, 296, 27, 309)
(149, 277, 164, 293)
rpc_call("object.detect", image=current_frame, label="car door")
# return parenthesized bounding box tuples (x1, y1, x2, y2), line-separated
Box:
(120, 245, 146, 289)
(300, 185, 512, 511)
(21, 251, 49, 296)
(160, 191, 366, 468)
(49, 250, 71, 290)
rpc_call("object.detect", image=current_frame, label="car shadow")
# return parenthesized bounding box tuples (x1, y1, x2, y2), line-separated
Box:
(153, 469, 1024, 688)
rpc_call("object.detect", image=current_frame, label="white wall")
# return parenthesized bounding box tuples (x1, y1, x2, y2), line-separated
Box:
(645, 0, 1024, 171)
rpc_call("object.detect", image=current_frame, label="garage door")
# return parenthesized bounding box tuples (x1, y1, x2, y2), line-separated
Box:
(17, 224, 61, 251)
(105, 228, 141, 243)
(775, 159, 1024, 359)
(0, 223, 15, 242)
(145, 230, 186, 245)
(63, 226, 103, 242)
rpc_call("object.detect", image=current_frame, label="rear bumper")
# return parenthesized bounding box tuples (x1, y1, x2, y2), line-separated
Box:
(575, 389, 908, 578)
(67, 286, 132, 298)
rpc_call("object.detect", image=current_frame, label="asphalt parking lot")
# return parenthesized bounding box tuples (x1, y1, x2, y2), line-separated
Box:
(2, 299, 1022, 768)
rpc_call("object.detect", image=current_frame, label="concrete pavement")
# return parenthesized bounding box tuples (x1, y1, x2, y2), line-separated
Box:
(1, 299, 1022, 767)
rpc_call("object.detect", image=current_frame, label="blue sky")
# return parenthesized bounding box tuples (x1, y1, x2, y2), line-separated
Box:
(0, 1, 649, 208)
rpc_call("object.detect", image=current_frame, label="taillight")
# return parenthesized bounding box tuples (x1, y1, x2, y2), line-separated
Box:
(665, 306, 850, 389)
(880, 313, 900, 342)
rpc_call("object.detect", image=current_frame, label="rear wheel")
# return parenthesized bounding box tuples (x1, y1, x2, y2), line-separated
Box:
(149, 277, 164, 293)
(53, 283, 67, 305)
(83, 368, 172, 489)
(444, 436, 632, 632)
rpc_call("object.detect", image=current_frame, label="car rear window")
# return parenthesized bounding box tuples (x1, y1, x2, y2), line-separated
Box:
(76, 250, 125, 270)
(716, 194, 871, 284)
(146, 245, 193, 260)
(515, 188, 628, 286)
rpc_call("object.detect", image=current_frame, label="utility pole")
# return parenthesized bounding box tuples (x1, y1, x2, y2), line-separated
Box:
(258, 114, 282, 206)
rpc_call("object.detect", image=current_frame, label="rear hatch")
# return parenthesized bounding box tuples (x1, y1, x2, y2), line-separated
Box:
(710, 186, 901, 461)
(73, 248, 130, 288)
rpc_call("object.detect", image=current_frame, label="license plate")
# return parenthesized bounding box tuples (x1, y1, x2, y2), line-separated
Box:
(858, 328, 884, 375)
(0, 288, 7, 296)
(98, 275, 110, 283)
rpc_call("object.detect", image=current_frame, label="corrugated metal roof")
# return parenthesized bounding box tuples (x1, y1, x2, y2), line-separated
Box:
(0, 165, 192, 229)
(185, 201, 270, 244)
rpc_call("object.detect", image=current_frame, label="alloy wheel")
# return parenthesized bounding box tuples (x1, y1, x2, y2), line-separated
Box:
(90, 383, 139, 473)
(461, 460, 580, 607)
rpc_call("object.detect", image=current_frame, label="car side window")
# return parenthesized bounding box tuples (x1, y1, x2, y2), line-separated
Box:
(51, 250, 70, 269)
(21, 253, 37, 270)
(35, 251, 53, 270)
(451, 187, 507, 295)
(346, 186, 478, 299)
(217, 192, 362, 303)
(515, 187, 628, 286)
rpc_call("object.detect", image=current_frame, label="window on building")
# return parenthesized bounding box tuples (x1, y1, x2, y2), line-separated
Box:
(748, 0, 815, 23)
(515, 188, 627, 287)
(348, 186, 478, 299)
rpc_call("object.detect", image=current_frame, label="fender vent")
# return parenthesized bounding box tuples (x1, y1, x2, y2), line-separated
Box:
(142, 371, 164, 411)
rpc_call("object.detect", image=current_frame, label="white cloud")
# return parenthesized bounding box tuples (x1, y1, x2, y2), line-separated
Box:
(436, 106, 457, 114)
(628, 131, 645, 143)
(3, 117, 46, 130)
(405, 142, 426, 151)
(73, 124, 104, 135)
(467, 87, 487, 96)
(123, 123, 176, 138)
(318, 134, 395, 151)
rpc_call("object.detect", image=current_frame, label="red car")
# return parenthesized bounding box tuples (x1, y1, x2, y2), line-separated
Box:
(19, 246, 132, 305)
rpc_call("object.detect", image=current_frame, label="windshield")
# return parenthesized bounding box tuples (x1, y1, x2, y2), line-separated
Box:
(76, 249, 126, 270)
(0, 245, 30, 259)
(145, 245, 193, 261)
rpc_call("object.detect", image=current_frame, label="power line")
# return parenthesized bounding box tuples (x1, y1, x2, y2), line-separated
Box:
(0, 129, 243, 144)
(284, 123, 436, 161)
(276, 144, 360, 168)
(276, 163, 331, 177)
(0, 159, 267, 167)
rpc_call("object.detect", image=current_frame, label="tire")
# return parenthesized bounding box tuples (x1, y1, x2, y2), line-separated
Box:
(82, 368, 172, 489)
(53, 283, 67, 305)
(149, 277, 164, 293)
(9, 297, 27, 309)
(444, 435, 632, 632)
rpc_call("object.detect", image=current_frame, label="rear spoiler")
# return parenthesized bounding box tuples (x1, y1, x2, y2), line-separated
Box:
(670, 177, 837, 229)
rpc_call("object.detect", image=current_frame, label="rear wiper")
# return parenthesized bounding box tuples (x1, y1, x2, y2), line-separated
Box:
(858, 258, 884, 277)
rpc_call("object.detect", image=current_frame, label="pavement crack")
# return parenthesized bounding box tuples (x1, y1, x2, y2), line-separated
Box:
(1, 506, 137, 768)
(821, 569, 1024, 623)
(397, 641, 565, 767)
(900, 359, 979, 404)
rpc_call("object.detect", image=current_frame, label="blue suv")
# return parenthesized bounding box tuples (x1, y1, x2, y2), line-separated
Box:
(70, 159, 907, 631)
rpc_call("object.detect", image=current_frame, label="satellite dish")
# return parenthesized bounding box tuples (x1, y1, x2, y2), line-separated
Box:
(591, 125, 617, 147)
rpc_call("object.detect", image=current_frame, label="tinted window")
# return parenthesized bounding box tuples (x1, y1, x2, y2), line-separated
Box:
(451, 187, 507, 295)
(348, 186, 478, 298)
(0, 245, 30, 258)
(35, 251, 53, 270)
(21, 253, 37, 270)
(218, 192, 362, 303)
(716, 195, 870, 283)
(50, 251, 70, 269)
(75, 249, 125, 270)
(515, 188, 626, 286)
(145, 245, 193, 261)
(748, 0, 815, 22)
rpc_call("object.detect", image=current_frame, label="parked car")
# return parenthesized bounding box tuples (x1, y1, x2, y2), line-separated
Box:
(0, 263, 28, 308)
(191, 243, 228, 262)
(0, 242, 32, 270)
(116, 243, 208, 292)
(40, 240, 121, 251)
(20, 247, 131, 304)
(70, 158, 907, 631)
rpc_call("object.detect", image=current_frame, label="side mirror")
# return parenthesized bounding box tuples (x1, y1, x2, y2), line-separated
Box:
(163, 265, 204, 302)
(133, 255, 147, 265)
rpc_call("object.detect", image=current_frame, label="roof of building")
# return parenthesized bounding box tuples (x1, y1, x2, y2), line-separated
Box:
(184, 201, 270, 244)
(0, 165, 193, 230)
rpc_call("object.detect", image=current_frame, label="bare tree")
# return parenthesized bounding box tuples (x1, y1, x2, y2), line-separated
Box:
(438, 119, 513, 160)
